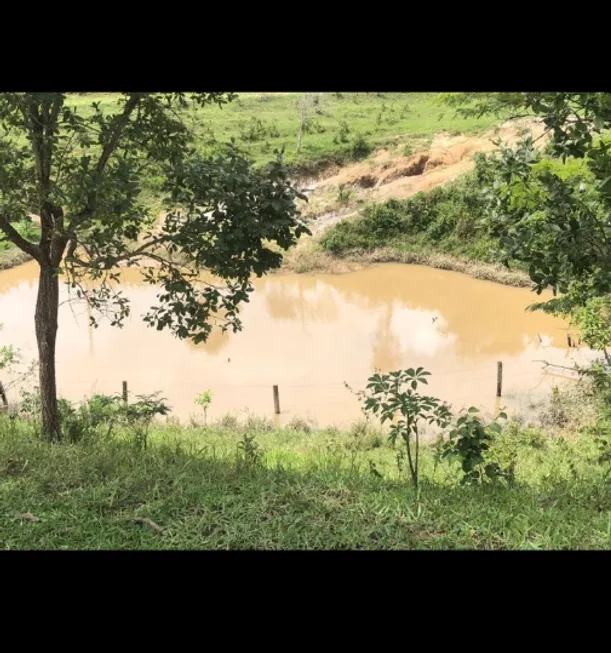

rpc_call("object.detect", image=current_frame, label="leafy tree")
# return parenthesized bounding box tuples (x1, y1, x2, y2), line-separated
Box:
(0, 93, 309, 440)
(443, 93, 611, 314)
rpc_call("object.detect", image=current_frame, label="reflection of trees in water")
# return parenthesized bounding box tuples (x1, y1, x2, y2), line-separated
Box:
(0, 261, 39, 294)
(2, 261, 571, 367)
(260, 277, 338, 324)
(57, 267, 234, 357)
(370, 302, 404, 372)
(323, 267, 566, 360)
(194, 326, 232, 355)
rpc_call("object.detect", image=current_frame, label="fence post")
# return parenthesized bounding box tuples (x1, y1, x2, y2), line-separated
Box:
(273, 385, 280, 414)
(496, 362, 503, 398)
(0, 382, 7, 408)
(122, 381, 128, 404)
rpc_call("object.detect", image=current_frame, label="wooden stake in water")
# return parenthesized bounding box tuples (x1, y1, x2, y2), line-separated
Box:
(122, 381, 128, 404)
(496, 362, 503, 398)
(0, 382, 7, 408)
(273, 385, 280, 414)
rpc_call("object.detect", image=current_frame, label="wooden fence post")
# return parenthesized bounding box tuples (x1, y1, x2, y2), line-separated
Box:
(273, 385, 280, 414)
(0, 382, 7, 408)
(122, 381, 128, 404)
(496, 362, 503, 398)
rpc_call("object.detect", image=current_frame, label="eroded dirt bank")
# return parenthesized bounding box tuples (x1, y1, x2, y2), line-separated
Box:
(282, 117, 546, 281)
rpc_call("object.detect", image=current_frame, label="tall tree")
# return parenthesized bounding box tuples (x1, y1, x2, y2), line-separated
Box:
(0, 93, 309, 440)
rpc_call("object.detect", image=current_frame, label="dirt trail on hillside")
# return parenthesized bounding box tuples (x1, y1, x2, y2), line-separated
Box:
(306, 118, 547, 234)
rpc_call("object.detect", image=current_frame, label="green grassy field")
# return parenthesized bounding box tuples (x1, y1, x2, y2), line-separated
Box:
(2, 382, 611, 550)
(64, 92, 500, 170)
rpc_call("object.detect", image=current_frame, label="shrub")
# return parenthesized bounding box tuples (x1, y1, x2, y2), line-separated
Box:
(350, 135, 372, 160)
(285, 416, 315, 434)
(435, 407, 511, 485)
(320, 173, 494, 260)
(337, 184, 352, 206)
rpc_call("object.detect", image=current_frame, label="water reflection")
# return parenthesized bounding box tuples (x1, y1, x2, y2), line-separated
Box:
(0, 261, 594, 426)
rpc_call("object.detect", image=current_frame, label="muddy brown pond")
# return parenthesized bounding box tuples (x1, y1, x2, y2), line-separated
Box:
(0, 261, 596, 428)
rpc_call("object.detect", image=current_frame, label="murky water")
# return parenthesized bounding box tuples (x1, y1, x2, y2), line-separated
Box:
(0, 261, 595, 427)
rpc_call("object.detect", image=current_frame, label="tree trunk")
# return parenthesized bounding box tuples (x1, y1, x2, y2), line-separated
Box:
(35, 262, 61, 441)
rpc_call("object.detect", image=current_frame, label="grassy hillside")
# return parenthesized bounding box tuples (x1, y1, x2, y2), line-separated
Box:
(313, 154, 593, 284)
(64, 93, 500, 171)
(0, 219, 40, 269)
(0, 93, 501, 270)
(1, 377, 611, 550)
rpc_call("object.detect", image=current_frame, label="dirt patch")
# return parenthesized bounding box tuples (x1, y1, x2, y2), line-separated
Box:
(378, 154, 430, 185)
(309, 210, 358, 235)
(310, 118, 548, 210)
(354, 174, 377, 189)
(284, 117, 549, 281)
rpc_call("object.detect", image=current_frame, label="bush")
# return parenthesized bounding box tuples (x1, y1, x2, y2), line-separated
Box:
(320, 173, 493, 258)
(435, 407, 511, 485)
(350, 135, 372, 160)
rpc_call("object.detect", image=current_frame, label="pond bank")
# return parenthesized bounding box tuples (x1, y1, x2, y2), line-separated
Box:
(279, 235, 531, 288)
(0, 248, 32, 271)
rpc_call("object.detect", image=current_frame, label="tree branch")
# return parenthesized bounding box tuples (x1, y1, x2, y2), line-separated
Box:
(95, 94, 143, 178)
(68, 94, 144, 232)
(64, 234, 170, 270)
(0, 215, 40, 261)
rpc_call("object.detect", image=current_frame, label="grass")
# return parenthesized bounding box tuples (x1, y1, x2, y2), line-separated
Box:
(2, 379, 611, 550)
(282, 171, 534, 284)
(305, 155, 595, 284)
(0, 247, 32, 270)
(63, 92, 500, 172)
(280, 232, 532, 285)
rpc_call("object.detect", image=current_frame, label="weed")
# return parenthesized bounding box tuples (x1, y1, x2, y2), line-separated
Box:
(244, 413, 274, 432)
(194, 390, 213, 425)
(337, 184, 352, 205)
(350, 135, 372, 160)
(285, 416, 315, 434)
(216, 413, 240, 431)
(337, 120, 350, 144)
(435, 407, 510, 485)
(238, 116, 268, 142)
(236, 432, 263, 469)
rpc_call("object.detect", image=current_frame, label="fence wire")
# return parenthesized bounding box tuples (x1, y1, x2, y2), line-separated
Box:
(2, 361, 584, 391)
